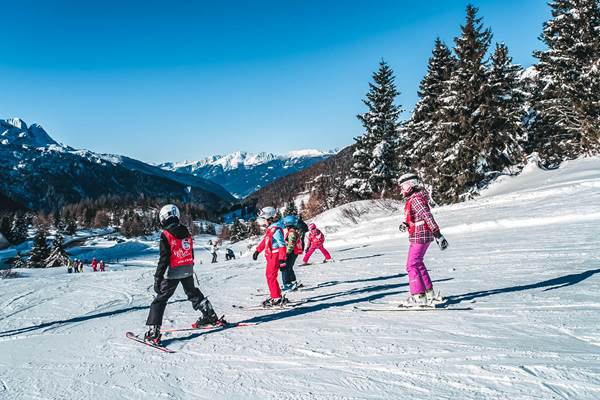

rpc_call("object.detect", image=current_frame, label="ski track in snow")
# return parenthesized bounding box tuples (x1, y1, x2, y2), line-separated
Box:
(1, 158, 600, 399)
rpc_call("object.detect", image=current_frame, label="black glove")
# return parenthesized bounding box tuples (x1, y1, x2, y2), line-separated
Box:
(435, 234, 449, 251)
(252, 251, 259, 261)
(279, 260, 287, 270)
(153, 277, 163, 294)
(399, 222, 408, 232)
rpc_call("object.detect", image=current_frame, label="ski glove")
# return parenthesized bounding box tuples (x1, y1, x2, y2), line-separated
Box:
(153, 277, 163, 294)
(278, 260, 287, 270)
(435, 234, 449, 251)
(399, 222, 408, 232)
(252, 251, 260, 261)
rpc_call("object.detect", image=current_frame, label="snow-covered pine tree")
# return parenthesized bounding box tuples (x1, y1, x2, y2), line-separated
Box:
(45, 233, 70, 268)
(402, 38, 456, 179)
(480, 42, 526, 174)
(532, 0, 600, 166)
(12, 253, 27, 269)
(229, 218, 248, 243)
(346, 60, 403, 198)
(11, 213, 28, 244)
(283, 200, 299, 216)
(28, 227, 50, 268)
(434, 4, 494, 203)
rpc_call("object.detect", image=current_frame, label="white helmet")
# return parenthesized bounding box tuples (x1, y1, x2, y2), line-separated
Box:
(398, 173, 420, 197)
(159, 204, 180, 227)
(258, 206, 277, 220)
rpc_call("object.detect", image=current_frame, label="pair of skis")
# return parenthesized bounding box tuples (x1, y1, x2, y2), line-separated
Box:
(126, 319, 255, 353)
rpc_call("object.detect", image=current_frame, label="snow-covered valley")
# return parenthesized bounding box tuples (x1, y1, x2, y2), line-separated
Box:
(1, 158, 599, 399)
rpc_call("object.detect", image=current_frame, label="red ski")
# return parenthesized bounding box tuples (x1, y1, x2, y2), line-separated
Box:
(161, 321, 256, 334)
(125, 332, 175, 353)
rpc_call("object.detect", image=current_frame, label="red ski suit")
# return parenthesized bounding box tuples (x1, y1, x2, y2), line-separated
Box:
(256, 223, 287, 299)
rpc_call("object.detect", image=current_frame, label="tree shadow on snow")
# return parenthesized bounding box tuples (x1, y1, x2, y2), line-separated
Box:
(445, 268, 600, 306)
(336, 254, 385, 262)
(300, 273, 406, 292)
(0, 299, 187, 338)
(162, 277, 454, 346)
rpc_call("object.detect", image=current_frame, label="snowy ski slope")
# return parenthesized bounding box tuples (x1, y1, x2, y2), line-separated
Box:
(1, 158, 599, 399)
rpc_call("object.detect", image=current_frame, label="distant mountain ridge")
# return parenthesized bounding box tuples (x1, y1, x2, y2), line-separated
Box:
(160, 150, 335, 198)
(0, 118, 235, 212)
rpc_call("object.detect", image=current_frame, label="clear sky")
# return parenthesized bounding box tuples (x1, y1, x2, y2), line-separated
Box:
(0, 0, 550, 164)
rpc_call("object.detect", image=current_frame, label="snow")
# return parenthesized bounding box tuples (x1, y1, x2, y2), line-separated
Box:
(1, 158, 600, 399)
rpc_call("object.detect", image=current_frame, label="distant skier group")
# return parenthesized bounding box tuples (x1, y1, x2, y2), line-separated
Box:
(67, 257, 107, 273)
(142, 172, 447, 345)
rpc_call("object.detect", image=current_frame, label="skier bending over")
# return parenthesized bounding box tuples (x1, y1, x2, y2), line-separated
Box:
(252, 207, 287, 307)
(398, 173, 449, 306)
(302, 223, 332, 264)
(281, 215, 303, 291)
(144, 204, 220, 345)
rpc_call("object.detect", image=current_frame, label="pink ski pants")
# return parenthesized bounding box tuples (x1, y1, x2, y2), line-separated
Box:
(406, 242, 433, 295)
(303, 244, 331, 263)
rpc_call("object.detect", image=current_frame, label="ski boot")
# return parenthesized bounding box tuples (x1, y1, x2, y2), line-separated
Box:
(262, 296, 289, 308)
(281, 283, 293, 292)
(192, 298, 222, 328)
(144, 325, 162, 345)
(401, 293, 428, 308)
(426, 289, 444, 305)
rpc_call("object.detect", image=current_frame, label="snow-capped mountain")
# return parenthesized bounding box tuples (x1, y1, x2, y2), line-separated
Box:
(160, 150, 335, 198)
(0, 118, 235, 211)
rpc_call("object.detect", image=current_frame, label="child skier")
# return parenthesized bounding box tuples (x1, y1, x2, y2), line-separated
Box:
(302, 223, 332, 264)
(99, 260, 105, 272)
(281, 215, 302, 291)
(398, 173, 449, 307)
(252, 207, 287, 307)
(91, 257, 98, 272)
(144, 204, 221, 345)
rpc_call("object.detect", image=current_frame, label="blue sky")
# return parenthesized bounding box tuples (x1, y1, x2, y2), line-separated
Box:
(0, 0, 549, 164)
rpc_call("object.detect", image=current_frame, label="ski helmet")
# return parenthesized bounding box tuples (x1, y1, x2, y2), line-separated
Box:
(398, 173, 420, 197)
(283, 215, 299, 228)
(308, 223, 316, 231)
(159, 204, 180, 227)
(257, 206, 277, 226)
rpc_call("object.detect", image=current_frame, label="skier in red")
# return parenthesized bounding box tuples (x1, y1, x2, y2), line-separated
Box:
(99, 260, 105, 272)
(91, 257, 98, 272)
(398, 173, 448, 307)
(144, 204, 221, 345)
(252, 207, 287, 307)
(302, 223, 332, 264)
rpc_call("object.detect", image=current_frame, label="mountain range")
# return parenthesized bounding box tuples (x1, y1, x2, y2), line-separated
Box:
(0, 118, 235, 212)
(160, 149, 334, 198)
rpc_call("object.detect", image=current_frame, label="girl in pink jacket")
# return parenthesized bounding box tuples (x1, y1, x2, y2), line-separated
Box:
(398, 173, 448, 306)
(302, 223, 332, 264)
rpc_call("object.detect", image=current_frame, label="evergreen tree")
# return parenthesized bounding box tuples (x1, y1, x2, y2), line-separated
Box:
(64, 217, 77, 236)
(434, 4, 494, 203)
(11, 213, 29, 244)
(283, 201, 299, 216)
(403, 38, 456, 175)
(346, 60, 403, 198)
(0, 215, 12, 243)
(45, 233, 70, 268)
(28, 227, 50, 268)
(532, 0, 600, 165)
(485, 42, 526, 170)
(229, 218, 248, 243)
(12, 253, 27, 269)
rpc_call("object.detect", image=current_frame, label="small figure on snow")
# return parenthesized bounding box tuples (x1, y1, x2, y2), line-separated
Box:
(67, 259, 73, 274)
(210, 242, 218, 263)
(144, 204, 221, 345)
(302, 223, 332, 264)
(252, 207, 288, 307)
(99, 260, 105, 272)
(281, 215, 302, 291)
(225, 248, 236, 261)
(91, 257, 98, 272)
(398, 173, 449, 307)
